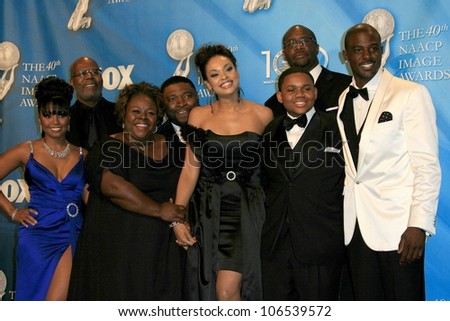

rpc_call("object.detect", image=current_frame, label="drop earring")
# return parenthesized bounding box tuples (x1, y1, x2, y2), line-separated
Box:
(209, 88, 216, 114)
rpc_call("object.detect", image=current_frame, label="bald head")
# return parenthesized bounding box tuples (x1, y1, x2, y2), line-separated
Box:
(344, 23, 381, 50)
(69, 56, 104, 107)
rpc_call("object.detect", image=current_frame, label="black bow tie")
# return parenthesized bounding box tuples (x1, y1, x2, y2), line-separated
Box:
(349, 85, 369, 101)
(283, 114, 307, 131)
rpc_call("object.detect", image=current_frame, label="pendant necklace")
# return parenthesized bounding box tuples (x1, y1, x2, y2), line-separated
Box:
(43, 139, 71, 159)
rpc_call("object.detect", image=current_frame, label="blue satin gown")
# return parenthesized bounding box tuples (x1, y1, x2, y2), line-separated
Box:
(14, 142, 85, 300)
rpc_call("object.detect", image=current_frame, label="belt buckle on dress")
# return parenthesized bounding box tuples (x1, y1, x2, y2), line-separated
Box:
(66, 203, 79, 218)
(226, 171, 236, 181)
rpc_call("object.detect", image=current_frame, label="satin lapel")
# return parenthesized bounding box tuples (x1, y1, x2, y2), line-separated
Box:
(357, 70, 393, 169)
(168, 123, 178, 142)
(291, 113, 321, 178)
(315, 69, 333, 93)
(159, 121, 176, 139)
(337, 88, 358, 176)
(270, 118, 292, 180)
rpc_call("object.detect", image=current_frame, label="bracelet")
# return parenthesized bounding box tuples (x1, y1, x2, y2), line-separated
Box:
(169, 221, 180, 228)
(11, 208, 18, 221)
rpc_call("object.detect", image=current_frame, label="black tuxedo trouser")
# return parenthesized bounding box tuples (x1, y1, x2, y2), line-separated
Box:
(347, 222, 425, 300)
(261, 229, 341, 301)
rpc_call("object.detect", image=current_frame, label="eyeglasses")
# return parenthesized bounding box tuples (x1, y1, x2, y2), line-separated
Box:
(283, 37, 316, 49)
(71, 68, 102, 79)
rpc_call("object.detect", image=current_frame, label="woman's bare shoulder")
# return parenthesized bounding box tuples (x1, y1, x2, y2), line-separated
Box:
(246, 100, 273, 121)
(0, 140, 33, 169)
(190, 105, 209, 115)
(187, 105, 210, 126)
(245, 99, 270, 111)
(13, 140, 35, 156)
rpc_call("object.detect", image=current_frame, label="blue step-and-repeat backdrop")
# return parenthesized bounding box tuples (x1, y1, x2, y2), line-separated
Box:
(1, 0, 449, 300)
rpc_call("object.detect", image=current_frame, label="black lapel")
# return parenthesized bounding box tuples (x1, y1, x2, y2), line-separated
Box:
(263, 117, 292, 180)
(340, 92, 359, 168)
(290, 113, 321, 178)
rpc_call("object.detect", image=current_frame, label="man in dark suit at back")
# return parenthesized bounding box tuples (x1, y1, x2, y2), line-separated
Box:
(158, 76, 198, 300)
(261, 67, 345, 300)
(67, 56, 121, 150)
(265, 25, 351, 116)
(158, 76, 199, 170)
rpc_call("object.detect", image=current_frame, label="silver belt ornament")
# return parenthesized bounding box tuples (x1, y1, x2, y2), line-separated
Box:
(66, 203, 79, 218)
(226, 171, 236, 181)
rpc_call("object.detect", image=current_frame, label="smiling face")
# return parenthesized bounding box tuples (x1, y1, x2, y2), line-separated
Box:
(122, 94, 158, 142)
(162, 82, 198, 125)
(203, 55, 239, 97)
(70, 57, 103, 107)
(276, 71, 317, 117)
(39, 101, 70, 138)
(343, 24, 382, 88)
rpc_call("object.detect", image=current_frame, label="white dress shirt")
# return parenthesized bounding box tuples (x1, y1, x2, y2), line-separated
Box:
(285, 107, 316, 149)
(352, 68, 382, 133)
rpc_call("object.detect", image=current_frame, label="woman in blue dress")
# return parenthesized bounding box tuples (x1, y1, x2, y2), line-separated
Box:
(173, 44, 273, 300)
(0, 76, 88, 300)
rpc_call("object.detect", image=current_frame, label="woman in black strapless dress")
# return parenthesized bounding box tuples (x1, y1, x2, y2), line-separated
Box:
(173, 44, 273, 300)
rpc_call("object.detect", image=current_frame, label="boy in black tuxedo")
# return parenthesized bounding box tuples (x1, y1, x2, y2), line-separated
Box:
(261, 66, 345, 300)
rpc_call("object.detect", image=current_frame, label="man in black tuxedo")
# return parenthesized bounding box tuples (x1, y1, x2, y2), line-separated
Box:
(265, 25, 351, 116)
(157, 76, 198, 300)
(158, 76, 199, 169)
(261, 67, 345, 300)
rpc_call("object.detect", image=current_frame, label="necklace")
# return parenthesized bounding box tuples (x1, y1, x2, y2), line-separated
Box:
(43, 139, 71, 158)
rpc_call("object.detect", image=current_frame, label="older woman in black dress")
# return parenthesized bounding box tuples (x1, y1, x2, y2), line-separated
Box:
(68, 82, 186, 300)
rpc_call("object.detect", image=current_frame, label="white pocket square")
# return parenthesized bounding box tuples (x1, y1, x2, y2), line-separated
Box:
(324, 147, 341, 153)
(325, 106, 339, 112)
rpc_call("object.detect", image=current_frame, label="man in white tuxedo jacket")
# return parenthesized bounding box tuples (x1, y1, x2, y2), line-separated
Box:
(337, 23, 441, 300)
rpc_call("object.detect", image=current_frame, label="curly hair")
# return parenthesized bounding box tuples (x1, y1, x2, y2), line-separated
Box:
(34, 76, 74, 114)
(194, 43, 237, 82)
(114, 81, 164, 125)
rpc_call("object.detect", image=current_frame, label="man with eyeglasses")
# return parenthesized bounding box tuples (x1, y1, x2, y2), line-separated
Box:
(265, 25, 351, 117)
(67, 56, 121, 150)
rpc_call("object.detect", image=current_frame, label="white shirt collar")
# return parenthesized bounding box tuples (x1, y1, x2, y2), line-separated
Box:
(286, 107, 316, 128)
(351, 67, 383, 97)
(171, 122, 181, 132)
(309, 64, 322, 83)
